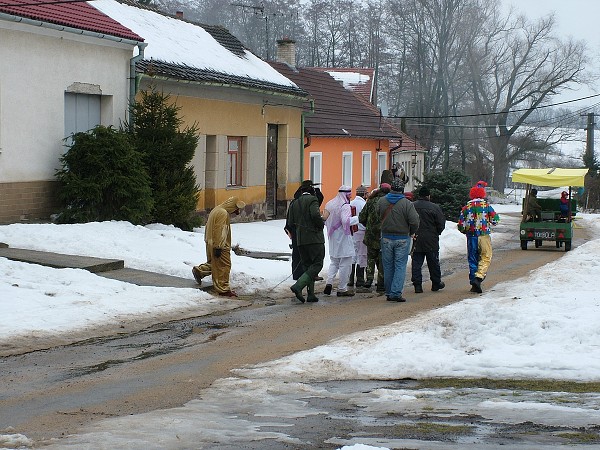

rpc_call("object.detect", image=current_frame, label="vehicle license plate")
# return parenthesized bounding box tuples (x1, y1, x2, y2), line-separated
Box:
(534, 230, 555, 239)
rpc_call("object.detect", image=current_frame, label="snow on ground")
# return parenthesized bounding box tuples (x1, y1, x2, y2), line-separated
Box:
(1, 202, 600, 449)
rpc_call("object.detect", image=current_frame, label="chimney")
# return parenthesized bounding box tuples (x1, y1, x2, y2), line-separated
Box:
(276, 38, 296, 66)
(175, 11, 184, 19)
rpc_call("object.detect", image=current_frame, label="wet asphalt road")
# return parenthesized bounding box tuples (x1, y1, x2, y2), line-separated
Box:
(2, 213, 598, 448)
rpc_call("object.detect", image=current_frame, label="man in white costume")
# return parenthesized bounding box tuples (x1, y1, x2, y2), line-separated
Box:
(349, 185, 368, 288)
(322, 185, 360, 296)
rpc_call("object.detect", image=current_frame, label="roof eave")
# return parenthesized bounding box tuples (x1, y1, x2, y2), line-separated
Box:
(139, 73, 308, 100)
(0, 11, 143, 45)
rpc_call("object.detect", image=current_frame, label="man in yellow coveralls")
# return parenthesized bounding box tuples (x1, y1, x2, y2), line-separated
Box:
(192, 196, 245, 297)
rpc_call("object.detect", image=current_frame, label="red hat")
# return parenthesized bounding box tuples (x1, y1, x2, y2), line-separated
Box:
(469, 180, 487, 200)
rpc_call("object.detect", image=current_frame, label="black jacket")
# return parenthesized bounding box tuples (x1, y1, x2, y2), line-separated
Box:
(413, 199, 445, 252)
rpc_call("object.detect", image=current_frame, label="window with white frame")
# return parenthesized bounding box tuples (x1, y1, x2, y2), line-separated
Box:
(309, 152, 322, 184)
(342, 152, 352, 186)
(227, 136, 243, 186)
(361, 151, 371, 187)
(377, 152, 387, 184)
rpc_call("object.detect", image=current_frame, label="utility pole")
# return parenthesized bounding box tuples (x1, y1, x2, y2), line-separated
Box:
(582, 112, 595, 170)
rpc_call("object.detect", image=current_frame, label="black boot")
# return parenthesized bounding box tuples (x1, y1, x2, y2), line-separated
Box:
(324, 284, 332, 295)
(348, 264, 356, 287)
(470, 277, 483, 293)
(356, 266, 365, 287)
(414, 283, 423, 293)
(431, 281, 445, 291)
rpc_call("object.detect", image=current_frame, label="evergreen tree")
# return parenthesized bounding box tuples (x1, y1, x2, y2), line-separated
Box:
(127, 88, 201, 230)
(414, 170, 471, 221)
(56, 126, 153, 224)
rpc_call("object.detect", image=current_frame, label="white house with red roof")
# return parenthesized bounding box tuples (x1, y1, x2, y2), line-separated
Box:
(0, 0, 308, 223)
(0, 0, 144, 223)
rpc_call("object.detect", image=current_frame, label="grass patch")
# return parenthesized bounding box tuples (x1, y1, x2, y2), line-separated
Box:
(395, 422, 474, 437)
(555, 431, 600, 443)
(416, 378, 600, 393)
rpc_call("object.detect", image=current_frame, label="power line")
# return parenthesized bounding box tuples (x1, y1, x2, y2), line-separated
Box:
(392, 93, 600, 121)
(295, 92, 600, 123)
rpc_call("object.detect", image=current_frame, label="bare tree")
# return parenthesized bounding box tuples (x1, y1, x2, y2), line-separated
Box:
(468, 9, 589, 190)
(383, 0, 481, 171)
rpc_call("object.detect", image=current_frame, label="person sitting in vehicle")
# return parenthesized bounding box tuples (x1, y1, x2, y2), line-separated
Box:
(525, 188, 542, 221)
(559, 191, 570, 220)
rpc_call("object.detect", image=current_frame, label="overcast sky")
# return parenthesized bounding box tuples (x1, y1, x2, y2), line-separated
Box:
(504, 0, 600, 107)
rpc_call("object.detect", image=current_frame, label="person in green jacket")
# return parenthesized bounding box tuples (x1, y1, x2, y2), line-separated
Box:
(286, 180, 326, 303)
(358, 182, 391, 292)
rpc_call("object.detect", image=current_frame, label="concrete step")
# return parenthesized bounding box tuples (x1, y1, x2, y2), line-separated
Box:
(0, 246, 211, 290)
(100, 268, 206, 289)
(0, 247, 124, 273)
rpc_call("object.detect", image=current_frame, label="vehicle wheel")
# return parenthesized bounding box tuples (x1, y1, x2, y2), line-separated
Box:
(520, 240, 527, 250)
(565, 240, 572, 251)
(535, 239, 542, 248)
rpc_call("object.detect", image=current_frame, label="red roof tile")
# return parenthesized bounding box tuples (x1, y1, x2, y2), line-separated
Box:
(313, 67, 375, 103)
(0, 0, 143, 42)
(270, 62, 400, 140)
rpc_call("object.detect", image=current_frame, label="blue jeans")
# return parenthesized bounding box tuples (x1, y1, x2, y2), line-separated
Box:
(381, 236, 411, 298)
(466, 235, 479, 282)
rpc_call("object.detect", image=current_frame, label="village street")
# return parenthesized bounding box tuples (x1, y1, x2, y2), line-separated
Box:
(2, 213, 596, 448)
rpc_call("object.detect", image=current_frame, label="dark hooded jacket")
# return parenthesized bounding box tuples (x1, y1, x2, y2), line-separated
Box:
(413, 197, 446, 252)
(286, 192, 324, 246)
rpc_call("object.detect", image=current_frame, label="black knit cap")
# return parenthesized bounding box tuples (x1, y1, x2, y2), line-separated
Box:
(419, 186, 430, 197)
(391, 179, 405, 193)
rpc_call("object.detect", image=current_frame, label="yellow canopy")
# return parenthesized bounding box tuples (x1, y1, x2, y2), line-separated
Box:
(511, 168, 588, 187)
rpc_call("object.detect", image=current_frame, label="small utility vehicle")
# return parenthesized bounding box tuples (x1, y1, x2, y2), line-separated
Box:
(511, 168, 588, 251)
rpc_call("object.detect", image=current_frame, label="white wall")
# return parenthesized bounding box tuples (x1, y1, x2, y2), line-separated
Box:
(0, 20, 135, 182)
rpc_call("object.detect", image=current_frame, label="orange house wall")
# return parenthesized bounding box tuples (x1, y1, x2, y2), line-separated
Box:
(304, 136, 390, 204)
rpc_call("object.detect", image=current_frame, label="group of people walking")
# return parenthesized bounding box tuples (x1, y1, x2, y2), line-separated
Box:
(285, 176, 500, 303)
(191, 178, 500, 302)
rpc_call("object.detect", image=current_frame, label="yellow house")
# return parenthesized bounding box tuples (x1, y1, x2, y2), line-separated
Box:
(96, 1, 308, 220)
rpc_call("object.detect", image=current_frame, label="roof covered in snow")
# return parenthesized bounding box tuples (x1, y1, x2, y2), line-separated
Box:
(91, 0, 306, 97)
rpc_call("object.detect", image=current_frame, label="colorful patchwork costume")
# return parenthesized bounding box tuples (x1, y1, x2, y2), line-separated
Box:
(457, 181, 500, 293)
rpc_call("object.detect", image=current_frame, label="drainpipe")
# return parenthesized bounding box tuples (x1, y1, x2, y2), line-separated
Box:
(129, 42, 148, 129)
(301, 99, 315, 180)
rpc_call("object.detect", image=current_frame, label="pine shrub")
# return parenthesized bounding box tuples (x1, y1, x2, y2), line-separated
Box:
(55, 126, 153, 224)
(127, 88, 201, 230)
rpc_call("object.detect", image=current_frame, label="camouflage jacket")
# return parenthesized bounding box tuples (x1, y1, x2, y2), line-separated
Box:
(359, 190, 386, 249)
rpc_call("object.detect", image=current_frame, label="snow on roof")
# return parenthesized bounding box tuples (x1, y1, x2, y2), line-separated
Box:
(325, 70, 371, 88)
(91, 0, 298, 89)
